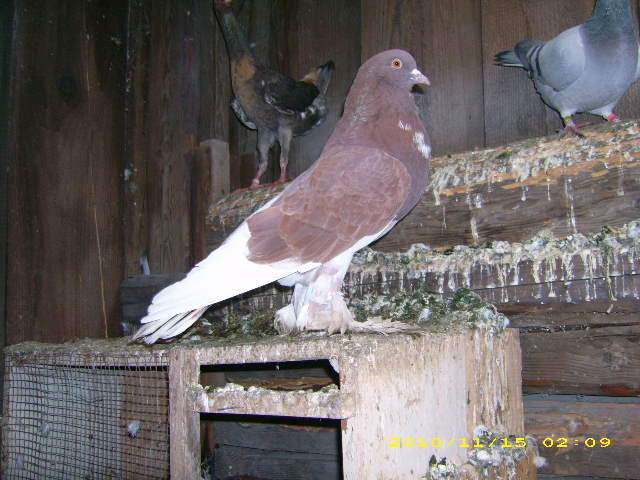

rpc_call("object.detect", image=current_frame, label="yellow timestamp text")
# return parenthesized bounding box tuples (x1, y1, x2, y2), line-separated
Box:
(387, 437, 528, 448)
(540, 437, 612, 448)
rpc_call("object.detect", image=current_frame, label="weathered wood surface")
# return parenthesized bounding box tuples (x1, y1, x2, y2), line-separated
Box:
(0, 0, 13, 396)
(273, 0, 362, 178)
(211, 421, 341, 480)
(180, 329, 526, 479)
(207, 120, 640, 254)
(524, 395, 640, 479)
(221, 1, 640, 188)
(7, 0, 127, 342)
(138, 0, 216, 274)
(519, 321, 640, 396)
(197, 384, 352, 419)
(168, 348, 201, 480)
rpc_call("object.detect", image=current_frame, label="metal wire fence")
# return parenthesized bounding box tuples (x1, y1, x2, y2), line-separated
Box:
(2, 342, 170, 480)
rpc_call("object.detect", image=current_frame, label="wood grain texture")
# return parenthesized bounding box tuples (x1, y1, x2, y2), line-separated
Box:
(168, 348, 201, 479)
(524, 395, 640, 478)
(7, 0, 126, 343)
(0, 0, 13, 395)
(482, 0, 640, 147)
(520, 324, 640, 396)
(361, 0, 485, 156)
(123, 0, 151, 277)
(144, 0, 213, 274)
(179, 330, 526, 479)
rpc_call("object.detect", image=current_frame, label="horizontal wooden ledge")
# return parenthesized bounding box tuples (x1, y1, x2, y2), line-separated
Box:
(207, 119, 640, 253)
(192, 384, 353, 419)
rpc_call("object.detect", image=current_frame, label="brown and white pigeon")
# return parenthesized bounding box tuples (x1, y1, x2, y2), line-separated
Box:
(215, 0, 335, 188)
(132, 49, 430, 344)
(495, 0, 640, 135)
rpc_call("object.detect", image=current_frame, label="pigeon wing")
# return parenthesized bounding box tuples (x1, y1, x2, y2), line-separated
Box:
(264, 73, 321, 114)
(247, 145, 412, 265)
(536, 25, 586, 92)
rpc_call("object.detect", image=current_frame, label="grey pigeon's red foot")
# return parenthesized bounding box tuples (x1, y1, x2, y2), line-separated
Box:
(607, 113, 621, 122)
(560, 119, 590, 137)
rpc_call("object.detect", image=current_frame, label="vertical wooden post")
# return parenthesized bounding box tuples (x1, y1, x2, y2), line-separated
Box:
(168, 348, 200, 479)
(200, 139, 230, 204)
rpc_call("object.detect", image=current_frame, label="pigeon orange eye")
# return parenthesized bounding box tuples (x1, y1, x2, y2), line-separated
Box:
(391, 59, 402, 69)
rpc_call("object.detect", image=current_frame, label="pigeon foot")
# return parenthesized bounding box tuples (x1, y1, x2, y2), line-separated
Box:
(606, 113, 621, 123)
(560, 123, 588, 138)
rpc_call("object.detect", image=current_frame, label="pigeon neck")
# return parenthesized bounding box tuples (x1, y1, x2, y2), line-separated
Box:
(586, 0, 633, 35)
(216, 10, 252, 59)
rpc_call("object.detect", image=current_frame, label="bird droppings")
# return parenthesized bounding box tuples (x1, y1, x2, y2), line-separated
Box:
(184, 287, 508, 340)
(428, 119, 639, 206)
(126, 420, 141, 438)
(349, 220, 640, 303)
(465, 428, 537, 480)
(425, 455, 458, 479)
(182, 220, 639, 340)
(425, 427, 538, 480)
(348, 288, 509, 334)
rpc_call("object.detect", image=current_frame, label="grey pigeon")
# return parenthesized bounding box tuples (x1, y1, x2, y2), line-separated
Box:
(215, 0, 335, 188)
(495, 0, 640, 135)
(132, 50, 430, 344)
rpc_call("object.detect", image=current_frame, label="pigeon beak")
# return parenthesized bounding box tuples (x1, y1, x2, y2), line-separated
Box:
(410, 68, 430, 87)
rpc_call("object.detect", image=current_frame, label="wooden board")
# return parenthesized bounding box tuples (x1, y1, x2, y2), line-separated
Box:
(361, 0, 485, 156)
(0, 0, 13, 399)
(524, 395, 640, 479)
(211, 421, 341, 480)
(6, 0, 127, 342)
(520, 323, 640, 396)
(143, 0, 212, 274)
(177, 329, 526, 479)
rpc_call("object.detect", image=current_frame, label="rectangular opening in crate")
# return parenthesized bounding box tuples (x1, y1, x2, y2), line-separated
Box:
(202, 413, 343, 480)
(3, 357, 169, 480)
(201, 358, 340, 391)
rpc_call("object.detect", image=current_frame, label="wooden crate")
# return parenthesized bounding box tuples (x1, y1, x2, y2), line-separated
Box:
(168, 328, 534, 480)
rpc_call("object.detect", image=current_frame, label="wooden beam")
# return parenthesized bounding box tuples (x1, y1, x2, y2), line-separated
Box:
(207, 120, 640, 254)
(524, 395, 640, 479)
(520, 323, 640, 396)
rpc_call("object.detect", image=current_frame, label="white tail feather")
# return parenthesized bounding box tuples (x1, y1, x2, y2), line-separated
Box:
(133, 222, 317, 343)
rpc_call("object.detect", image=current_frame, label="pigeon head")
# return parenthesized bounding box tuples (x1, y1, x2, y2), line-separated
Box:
(362, 49, 430, 91)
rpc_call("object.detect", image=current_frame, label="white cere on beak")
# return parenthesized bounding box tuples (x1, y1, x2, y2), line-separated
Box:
(413, 131, 431, 160)
(410, 68, 431, 86)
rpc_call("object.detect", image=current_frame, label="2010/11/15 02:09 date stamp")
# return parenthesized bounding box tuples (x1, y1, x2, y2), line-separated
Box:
(387, 437, 612, 448)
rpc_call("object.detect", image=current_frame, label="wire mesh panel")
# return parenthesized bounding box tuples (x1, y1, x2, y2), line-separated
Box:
(2, 342, 170, 480)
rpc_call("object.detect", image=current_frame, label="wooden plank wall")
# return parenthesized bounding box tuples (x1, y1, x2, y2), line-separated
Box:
(0, 0, 14, 403)
(6, 0, 127, 343)
(223, 0, 640, 188)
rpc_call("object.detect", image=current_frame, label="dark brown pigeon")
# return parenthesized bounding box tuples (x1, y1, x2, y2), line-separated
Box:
(133, 49, 431, 343)
(215, 0, 335, 188)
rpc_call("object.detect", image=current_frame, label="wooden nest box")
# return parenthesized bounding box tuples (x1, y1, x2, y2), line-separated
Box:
(2, 326, 535, 480)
